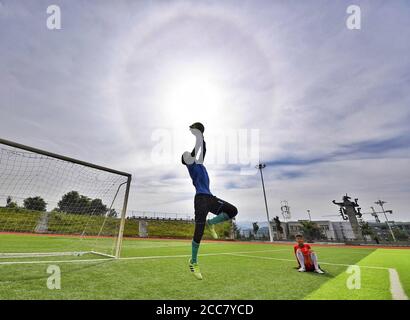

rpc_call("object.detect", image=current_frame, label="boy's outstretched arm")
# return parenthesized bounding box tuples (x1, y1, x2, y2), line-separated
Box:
(191, 139, 206, 162)
(182, 139, 206, 165)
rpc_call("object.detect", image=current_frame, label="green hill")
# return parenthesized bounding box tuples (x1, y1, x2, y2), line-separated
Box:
(0, 208, 231, 240)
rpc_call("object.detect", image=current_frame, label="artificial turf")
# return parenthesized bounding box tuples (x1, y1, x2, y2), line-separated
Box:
(0, 234, 408, 300)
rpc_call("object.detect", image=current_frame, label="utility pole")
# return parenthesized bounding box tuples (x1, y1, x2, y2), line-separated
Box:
(375, 200, 396, 242)
(370, 206, 381, 223)
(307, 210, 312, 221)
(256, 163, 273, 242)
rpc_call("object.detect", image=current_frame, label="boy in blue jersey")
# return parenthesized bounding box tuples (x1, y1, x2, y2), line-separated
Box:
(182, 122, 238, 280)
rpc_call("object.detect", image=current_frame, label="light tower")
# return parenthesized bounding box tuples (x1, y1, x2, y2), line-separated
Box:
(256, 163, 273, 242)
(370, 206, 381, 223)
(307, 210, 312, 221)
(375, 200, 396, 242)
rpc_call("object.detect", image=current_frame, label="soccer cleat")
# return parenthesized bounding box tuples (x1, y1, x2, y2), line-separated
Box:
(207, 221, 218, 239)
(314, 269, 325, 274)
(189, 259, 203, 280)
(298, 267, 306, 272)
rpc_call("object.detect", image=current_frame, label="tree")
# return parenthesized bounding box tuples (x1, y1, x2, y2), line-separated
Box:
(58, 191, 82, 213)
(89, 199, 108, 216)
(77, 195, 91, 214)
(300, 220, 323, 241)
(58, 191, 91, 214)
(23, 196, 47, 211)
(5, 196, 18, 209)
(252, 222, 259, 236)
(57, 191, 110, 215)
(232, 220, 241, 240)
(359, 221, 374, 238)
(223, 228, 230, 238)
(392, 228, 409, 241)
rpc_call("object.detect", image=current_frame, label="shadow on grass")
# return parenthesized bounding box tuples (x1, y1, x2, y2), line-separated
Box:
(291, 266, 334, 279)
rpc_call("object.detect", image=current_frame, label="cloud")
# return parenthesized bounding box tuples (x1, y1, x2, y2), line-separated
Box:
(0, 0, 409, 222)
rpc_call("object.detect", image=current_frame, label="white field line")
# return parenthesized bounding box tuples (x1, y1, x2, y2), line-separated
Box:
(227, 253, 390, 270)
(120, 249, 289, 260)
(0, 249, 288, 265)
(124, 244, 191, 250)
(122, 242, 227, 251)
(388, 268, 409, 300)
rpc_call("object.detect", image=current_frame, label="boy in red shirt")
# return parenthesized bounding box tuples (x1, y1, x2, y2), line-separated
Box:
(294, 234, 324, 274)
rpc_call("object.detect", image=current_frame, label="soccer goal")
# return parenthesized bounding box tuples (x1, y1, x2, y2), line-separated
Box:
(0, 138, 131, 260)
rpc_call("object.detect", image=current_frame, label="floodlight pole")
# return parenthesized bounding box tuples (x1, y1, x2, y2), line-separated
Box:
(370, 206, 381, 223)
(256, 163, 273, 242)
(307, 210, 312, 221)
(375, 200, 396, 242)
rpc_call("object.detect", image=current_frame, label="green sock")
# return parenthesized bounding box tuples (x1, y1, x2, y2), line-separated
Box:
(191, 240, 200, 264)
(207, 212, 230, 225)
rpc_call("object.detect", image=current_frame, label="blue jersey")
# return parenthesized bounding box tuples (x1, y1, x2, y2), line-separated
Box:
(186, 163, 212, 195)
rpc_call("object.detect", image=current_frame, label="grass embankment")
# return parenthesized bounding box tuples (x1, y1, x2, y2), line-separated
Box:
(0, 208, 231, 239)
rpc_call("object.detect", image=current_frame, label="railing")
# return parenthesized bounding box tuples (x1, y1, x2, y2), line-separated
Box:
(127, 210, 194, 221)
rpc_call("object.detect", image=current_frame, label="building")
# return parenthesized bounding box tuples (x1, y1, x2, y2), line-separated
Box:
(242, 219, 410, 242)
(240, 227, 270, 240)
(270, 220, 357, 242)
(367, 221, 410, 241)
(394, 222, 410, 234)
(331, 221, 356, 241)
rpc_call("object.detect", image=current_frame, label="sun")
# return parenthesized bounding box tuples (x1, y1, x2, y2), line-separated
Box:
(160, 66, 225, 129)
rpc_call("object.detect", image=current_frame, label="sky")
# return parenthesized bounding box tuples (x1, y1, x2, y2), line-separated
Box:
(0, 0, 409, 222)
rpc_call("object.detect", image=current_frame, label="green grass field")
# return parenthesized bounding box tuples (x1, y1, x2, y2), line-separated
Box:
(0, 233, 409, 300)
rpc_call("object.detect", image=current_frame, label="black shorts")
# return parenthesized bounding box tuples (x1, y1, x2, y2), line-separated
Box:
(194, 194, 238, 224)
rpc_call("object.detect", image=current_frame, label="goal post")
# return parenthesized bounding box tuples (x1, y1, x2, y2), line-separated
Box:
(0, 138, 132, 260)
(115, 177, 131, 259)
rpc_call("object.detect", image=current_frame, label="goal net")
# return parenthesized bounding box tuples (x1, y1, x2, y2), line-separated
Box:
(0, 138, 131, 260)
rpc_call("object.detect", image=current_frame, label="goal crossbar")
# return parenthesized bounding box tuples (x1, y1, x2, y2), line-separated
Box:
(0, 138, 131, 178)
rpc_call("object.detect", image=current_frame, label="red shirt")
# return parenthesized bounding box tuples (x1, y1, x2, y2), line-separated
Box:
(294, 243, 313, 268)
